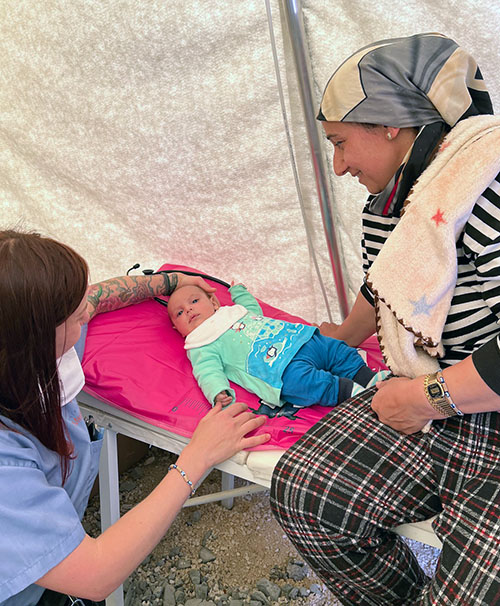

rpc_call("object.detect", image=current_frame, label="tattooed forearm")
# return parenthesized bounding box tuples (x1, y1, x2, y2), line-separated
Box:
(87, 274, 170, 319)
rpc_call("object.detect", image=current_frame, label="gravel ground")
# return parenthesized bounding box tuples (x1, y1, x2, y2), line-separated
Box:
(82, 446, 440, 606)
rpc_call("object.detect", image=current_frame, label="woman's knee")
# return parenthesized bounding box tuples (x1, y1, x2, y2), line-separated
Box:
(270, 450, 318, 525)
(270, 448, 356, 537)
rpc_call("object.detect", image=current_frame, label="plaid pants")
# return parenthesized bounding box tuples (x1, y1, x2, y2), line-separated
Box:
(270, 388, 500, 605)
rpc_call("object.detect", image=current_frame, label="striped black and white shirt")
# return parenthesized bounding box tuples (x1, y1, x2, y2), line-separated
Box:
(360, 171, 500, 386)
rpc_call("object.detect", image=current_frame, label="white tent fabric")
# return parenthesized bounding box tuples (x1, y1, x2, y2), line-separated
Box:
(1, 1, 499, 326)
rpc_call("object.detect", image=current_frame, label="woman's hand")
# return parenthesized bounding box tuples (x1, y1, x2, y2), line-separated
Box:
(371, 376, 435, 434)
(317, 321, 342, 339)
(175, 273, 216, 295)
(371, 357, 500, 434)
(37, 402, 269, 601)
(316, 292, 377, 347)
(182, 402, 270, 469)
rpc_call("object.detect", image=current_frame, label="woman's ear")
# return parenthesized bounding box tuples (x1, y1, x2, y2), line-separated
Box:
(385, 126, 401, 141)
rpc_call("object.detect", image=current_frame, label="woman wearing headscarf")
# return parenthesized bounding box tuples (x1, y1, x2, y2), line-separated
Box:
(270, 33, 500, 605)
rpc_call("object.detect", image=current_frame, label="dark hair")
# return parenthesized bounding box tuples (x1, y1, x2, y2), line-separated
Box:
(360, 123, 420, 137)
(0, 230, 88, 482)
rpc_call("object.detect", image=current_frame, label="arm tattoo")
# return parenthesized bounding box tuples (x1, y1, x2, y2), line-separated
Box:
(87, 275, 161, 319)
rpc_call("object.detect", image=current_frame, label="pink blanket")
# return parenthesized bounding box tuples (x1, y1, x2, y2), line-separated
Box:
(82, 264, 386, 450)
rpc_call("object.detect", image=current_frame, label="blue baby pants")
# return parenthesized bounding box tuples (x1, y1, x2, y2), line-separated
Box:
(280, 332, 367, 407)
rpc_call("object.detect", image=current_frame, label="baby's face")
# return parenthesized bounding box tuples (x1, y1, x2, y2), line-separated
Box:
(168, 285, 218, 337)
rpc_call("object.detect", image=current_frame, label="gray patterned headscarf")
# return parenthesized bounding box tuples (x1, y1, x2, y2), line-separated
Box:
(317, 33, 493, 216)
(317, 32, 493, 127)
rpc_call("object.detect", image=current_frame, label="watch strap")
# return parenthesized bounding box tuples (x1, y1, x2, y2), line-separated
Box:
(423, 371, 464, 417)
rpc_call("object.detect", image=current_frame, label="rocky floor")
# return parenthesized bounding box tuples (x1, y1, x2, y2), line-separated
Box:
(82, 446, 440, 606)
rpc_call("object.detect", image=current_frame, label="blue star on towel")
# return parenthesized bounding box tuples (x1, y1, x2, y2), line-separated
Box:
(410, 295, 433, 316)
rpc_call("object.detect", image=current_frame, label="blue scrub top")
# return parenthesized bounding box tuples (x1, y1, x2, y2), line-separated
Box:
(0, 327, 103, 606)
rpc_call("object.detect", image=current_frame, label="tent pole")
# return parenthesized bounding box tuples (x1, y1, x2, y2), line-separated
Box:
(279, 0, 349, 320)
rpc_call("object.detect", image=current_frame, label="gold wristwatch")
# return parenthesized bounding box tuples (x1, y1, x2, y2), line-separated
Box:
(423, 371, 458, 417)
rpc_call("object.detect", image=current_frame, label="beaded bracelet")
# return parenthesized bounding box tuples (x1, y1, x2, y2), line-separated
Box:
(168, 463, 196, 496)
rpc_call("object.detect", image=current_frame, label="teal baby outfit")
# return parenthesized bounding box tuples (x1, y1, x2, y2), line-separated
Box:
(185, 285, 371, 407)
(186, 284, 316, 406)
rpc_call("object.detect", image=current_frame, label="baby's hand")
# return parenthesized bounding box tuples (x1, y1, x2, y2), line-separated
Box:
(214, 391, 233, 407)
(230, 280, 245, 288)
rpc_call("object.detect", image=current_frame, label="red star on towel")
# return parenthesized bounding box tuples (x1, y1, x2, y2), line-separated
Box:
(431, 209, 446, 226)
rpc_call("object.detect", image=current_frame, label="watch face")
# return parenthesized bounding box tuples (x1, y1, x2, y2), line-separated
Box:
(428, 382, 444, 399)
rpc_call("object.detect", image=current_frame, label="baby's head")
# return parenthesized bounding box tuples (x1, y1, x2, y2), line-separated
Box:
(168, 285, 220, 337)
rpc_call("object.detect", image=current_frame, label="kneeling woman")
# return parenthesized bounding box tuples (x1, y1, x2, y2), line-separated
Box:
(0, 229, 269, 606)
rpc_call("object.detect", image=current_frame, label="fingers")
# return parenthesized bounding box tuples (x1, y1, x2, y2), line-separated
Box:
(175, 274, 217, 294)
(232, 413, 270, 449)
(241, 431, 272, 449)
(220, 401, 249, 416)
(374, 379, 389, 391)
(206, 401, 223, 415)
(319, 321, 339, 329)
(192, 402, 271, 466)
(214, 392, 232, 406)
(318, 321, 340, 338)
(213, 402, 268, 435)
(204, 401, 264, 428)
(195, 277, 216, 293)
(237, 411, 267, 431)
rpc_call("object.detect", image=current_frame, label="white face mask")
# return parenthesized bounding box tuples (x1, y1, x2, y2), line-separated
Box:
(56, 347, 85, 406)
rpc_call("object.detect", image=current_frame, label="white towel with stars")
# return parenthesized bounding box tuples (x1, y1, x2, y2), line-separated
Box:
(367, 115, 500, 378)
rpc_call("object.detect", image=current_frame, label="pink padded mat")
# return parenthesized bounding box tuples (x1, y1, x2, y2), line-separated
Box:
(82, 264, 386, 451)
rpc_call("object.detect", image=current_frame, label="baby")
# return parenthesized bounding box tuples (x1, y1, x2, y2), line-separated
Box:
(168, 283, 389, 410)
